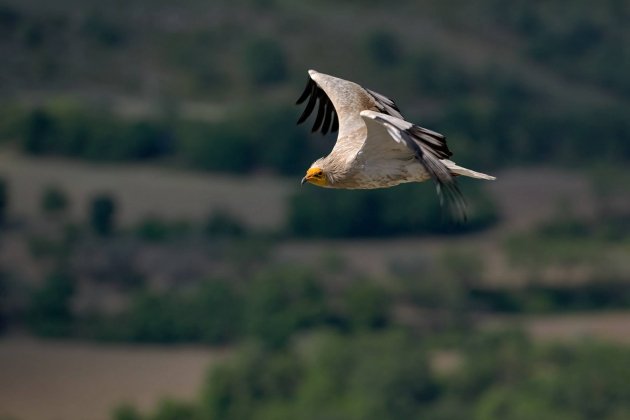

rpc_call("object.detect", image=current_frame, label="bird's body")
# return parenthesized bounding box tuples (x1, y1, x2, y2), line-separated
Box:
(297, 69, 495, 218)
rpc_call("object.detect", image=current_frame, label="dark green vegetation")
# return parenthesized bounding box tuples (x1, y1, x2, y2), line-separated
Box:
(113, 331, 630, 420)
(289, 182, 497, 237)
(3, 197, 626, 419)
(0, 176, 7, 226)
(1, 0, 630, 419)
(1, 0, 629, 174)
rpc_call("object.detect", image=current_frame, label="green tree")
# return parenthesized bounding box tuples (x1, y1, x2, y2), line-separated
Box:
(200, 331, 437, 420)
(22, 108, 56, 154)
(342, 281, 391, 330)
(0, 177, 7, 226)
(41, 185, 69, 217)
(243, 38, 288, 86)
(205, 210, 245, 238)
(28, 271, 75, 337)
(244, 268, 328, 348)
(112, 404, 142, 420)
(90, 194, 116, 236)
(364, 30, 402, 66)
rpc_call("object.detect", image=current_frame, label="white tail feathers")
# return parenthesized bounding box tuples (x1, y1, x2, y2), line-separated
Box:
(442, 160, 496, 180)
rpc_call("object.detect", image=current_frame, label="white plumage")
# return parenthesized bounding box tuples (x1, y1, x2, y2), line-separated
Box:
(298, 70, 495, 219)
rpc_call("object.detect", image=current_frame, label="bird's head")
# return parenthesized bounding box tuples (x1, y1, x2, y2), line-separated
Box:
(301, 166, 328, 187)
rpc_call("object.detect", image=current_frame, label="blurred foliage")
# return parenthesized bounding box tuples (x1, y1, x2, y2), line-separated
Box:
(117, 329, 630, 420)
(16, 105, 173, 160)
(175, 105, 316, 175)
(288, 181, 498, 237)
(27, 270, 75, 337)
(89, 194, 117, 236)
(134, 218, 192, 242)
(244, 267, 331, 347)
(0, 0, 628, 173)
(40, 185, 69, 216)
(201, 331, 436, 420)
(0, 271, 8, 333)
(469, 282, 630, 314)
(342, 281, 391, 330)
(0, 1, 629, 418)
(80, 12, 127, 48)
(363, 29, 403, 67)
(242, 38, 288, 86)
(205, 210, 245, 238)
(0, 176, 7, 226)
(92, 280, 243, 344)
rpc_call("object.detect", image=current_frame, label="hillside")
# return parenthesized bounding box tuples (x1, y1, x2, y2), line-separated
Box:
(1, 0, 629, 173)
(2, 2, 630, 420)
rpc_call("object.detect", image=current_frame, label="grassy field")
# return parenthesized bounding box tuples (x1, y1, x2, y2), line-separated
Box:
(0, 335, 227, 420)
(4, 151, 626, 289)
(3, 309, 630, 420)
(0, 151, 292, 229)
(0, 151, 596, 232)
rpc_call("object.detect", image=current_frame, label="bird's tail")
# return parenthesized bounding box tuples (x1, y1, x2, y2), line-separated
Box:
(442, 160, 496, 180)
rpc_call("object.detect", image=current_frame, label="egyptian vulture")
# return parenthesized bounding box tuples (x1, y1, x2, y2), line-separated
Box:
(297, 69, 495, 220)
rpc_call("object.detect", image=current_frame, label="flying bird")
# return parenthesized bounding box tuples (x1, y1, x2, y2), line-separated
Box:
(297, 69, 495, 220)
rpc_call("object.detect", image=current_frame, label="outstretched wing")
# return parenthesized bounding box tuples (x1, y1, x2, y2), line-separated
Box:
(359, 110, 466, 221)
(296, 77, 338, 135)
(295, 74, 404, 135)
(365, 89, 404, 120)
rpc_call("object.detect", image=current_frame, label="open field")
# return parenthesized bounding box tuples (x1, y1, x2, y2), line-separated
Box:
(4, 152, 625, 289)
(486, 311, 630, 345)
(0, 335, 227, 420)
(0, 152, 293, 230)
(1, 154, 628, 420)
(0, 152, 598, 233)
(3, 309, 630, 420)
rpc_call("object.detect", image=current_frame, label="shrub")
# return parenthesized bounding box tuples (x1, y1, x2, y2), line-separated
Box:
(364, 29, 402, 66)
(288, 182, 498, 238)
(22, 108, 57, 154)
(177, 121, 254, 173)
(17, 105, 173, 161)
(81, 13, 127, 47)
(342, 281, 391, 330)
(134, 218, 191, 242)
(200, 331, 436, 420)
(0, 177, 7, 226)
(89, 194, 117, 236)
(244, 268, 329, 347)
(242, 38, 288, 86)
(28, 271, 75, 337)
(107, 280, 243, 344)
(205, 210, 245, 238)
(41, 185, 69, 216)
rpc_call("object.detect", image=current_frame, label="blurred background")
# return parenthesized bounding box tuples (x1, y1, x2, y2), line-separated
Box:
(1, 0, 630, 419)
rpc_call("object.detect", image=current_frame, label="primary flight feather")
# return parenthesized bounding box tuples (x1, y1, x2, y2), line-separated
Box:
(297, 69, 495, 220)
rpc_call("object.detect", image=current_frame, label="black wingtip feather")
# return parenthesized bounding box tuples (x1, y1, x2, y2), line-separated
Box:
(435, 181, 468, 223)
(311, 91, 326, 132)
(296, 78, 314, 105)
(296, 73, 341, 135)
(331, 112, 339, 133)
(297, 82, 317, 125)
(321, 100, 332, 135)
(409, 126, 452, 159)
(401, 129, 467, 222)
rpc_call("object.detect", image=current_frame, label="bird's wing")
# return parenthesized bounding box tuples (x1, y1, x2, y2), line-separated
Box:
(296, 76, 339, 135)
(364, 88, 404, 120)
(359, 110, 467, 220)
(296, 72, 403, 136)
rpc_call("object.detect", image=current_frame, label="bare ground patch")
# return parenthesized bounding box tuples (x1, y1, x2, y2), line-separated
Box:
(0, 151, 293, 230)
(0, 335, 228, 420)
